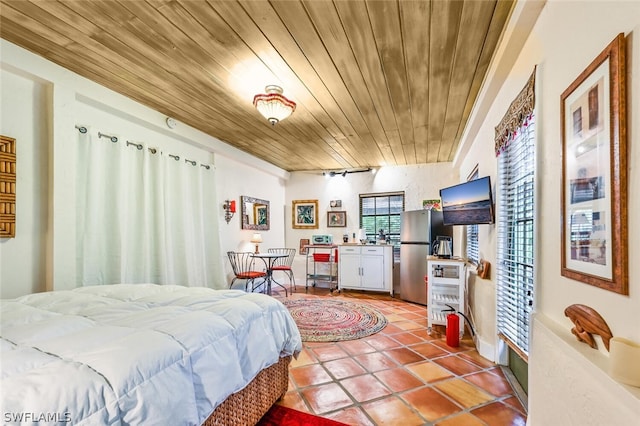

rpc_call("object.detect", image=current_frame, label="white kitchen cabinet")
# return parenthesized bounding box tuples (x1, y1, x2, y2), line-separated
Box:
(338, 245, 393, 295)
(427, 258, 466, 335)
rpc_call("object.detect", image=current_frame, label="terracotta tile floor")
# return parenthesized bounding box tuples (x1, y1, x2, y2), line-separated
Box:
(273, 287, 527, 426)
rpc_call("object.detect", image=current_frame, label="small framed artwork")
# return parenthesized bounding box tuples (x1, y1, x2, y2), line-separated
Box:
(253, 204, 267, 226)
(422, 199, 442, 211)
(299, 238, 310, 255)
(560, 33, 627, 295)
(292, 199, 319, 229)
(330, 200, 342, 208)
(327, 211, 347, 227)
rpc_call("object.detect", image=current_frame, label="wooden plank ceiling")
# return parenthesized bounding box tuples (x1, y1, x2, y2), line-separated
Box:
(0, 0, 514, 172)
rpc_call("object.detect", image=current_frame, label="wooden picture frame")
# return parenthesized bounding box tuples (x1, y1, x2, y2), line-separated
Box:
(299, 238, 310, 255)
(253, 204, 267, 226)
(560, 33, 627, 294)
(292, 199, 319, 229)
(0, 135, 16, 238)
(327, 211, 347, 227)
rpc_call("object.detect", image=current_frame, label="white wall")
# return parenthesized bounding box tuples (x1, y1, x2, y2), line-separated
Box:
(0, 40, 289, 297)
(531, 0, 639, 341)
(455, 0, 640, 422)
(0, 69, 50, 298)
(214, 153, 287, 283)
(285, 163, 459, 286)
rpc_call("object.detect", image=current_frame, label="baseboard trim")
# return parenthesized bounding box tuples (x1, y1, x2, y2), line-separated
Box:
(473, 334, 496, 363)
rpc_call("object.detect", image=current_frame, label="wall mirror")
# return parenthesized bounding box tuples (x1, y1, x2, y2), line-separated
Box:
(241, 195, 270, 230)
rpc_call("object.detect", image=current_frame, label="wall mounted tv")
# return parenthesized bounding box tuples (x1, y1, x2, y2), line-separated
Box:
(440, 176, 495, 226)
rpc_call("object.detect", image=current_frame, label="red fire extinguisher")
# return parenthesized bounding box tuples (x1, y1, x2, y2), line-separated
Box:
(446, 313, 460, 348)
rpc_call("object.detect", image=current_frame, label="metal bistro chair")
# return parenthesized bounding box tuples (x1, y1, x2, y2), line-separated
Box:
(227, 251, 266, 293)
(267, 248, 296, 293)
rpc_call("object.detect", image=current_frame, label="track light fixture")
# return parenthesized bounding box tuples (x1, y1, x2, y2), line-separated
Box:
(322, 167, 373, 177)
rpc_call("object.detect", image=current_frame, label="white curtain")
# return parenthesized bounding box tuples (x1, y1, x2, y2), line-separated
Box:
(76, 131, 224, 288)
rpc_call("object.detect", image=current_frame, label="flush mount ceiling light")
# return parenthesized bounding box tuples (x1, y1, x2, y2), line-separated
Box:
(253, 85, 296, 125)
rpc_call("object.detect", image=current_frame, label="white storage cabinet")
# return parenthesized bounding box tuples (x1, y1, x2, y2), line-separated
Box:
(427, 258, 466, 335)
(338, 245, 393, 295)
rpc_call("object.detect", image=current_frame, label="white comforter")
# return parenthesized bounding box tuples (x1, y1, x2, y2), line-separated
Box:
(0, 284, 302, 425)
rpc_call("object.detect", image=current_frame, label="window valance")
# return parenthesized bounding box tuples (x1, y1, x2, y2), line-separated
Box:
(495, 69, 536, 156)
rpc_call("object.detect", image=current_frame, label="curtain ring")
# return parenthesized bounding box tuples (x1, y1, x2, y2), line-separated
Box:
(126, 141, 143, 150)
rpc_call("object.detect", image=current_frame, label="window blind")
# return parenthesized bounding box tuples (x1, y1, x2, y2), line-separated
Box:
(360, 192, 404, 262)
(467, 224, 479, 264)
(496, 115, 535, 355)
(466, 168, 480, 264)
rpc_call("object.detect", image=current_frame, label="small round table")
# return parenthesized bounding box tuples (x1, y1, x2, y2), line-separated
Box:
(251, 253, 288, 296)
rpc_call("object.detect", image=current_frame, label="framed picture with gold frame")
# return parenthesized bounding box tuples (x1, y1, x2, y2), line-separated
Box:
(560, 33, 627, 295)
(253, 204, 267, 226)
(292, 200, 318, 229)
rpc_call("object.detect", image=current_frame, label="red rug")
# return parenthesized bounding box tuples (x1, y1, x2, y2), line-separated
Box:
(257, 404, 349, 426)
(284, 299, 387, 342)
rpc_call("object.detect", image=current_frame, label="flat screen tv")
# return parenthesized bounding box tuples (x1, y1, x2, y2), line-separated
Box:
(440, 176, 494, 226)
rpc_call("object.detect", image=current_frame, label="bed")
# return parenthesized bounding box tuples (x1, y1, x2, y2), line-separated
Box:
(0, 284, 302, 425)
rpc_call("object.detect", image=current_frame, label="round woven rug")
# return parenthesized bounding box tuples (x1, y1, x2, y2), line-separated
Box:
(284, 299, 388, 342)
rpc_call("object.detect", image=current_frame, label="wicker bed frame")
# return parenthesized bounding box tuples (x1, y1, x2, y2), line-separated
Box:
(202, 355, 291, 426)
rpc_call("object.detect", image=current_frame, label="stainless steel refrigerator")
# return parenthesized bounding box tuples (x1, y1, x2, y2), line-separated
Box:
(399, 210, 452, 304)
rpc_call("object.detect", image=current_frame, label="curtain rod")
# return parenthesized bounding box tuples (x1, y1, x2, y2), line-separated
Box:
(75, 124, 211, 170)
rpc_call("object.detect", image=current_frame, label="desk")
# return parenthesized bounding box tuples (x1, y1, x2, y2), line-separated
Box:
(252, 253, 288, 296)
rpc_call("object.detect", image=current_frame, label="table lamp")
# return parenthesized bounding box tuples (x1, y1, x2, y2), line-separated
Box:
(250, 233, 263, 254)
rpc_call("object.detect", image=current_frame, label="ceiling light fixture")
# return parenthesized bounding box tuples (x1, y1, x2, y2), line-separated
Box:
(253, 85, 296, 125)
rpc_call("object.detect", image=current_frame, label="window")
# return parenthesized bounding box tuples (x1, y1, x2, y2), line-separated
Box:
(496, 114, 535, 356)
(467, 224, 479, 264)
(359, 192, 404, 261)
(466, 167, 480, 264)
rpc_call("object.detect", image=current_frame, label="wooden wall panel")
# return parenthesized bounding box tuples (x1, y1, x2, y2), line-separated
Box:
(0, 136, 16, 238)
